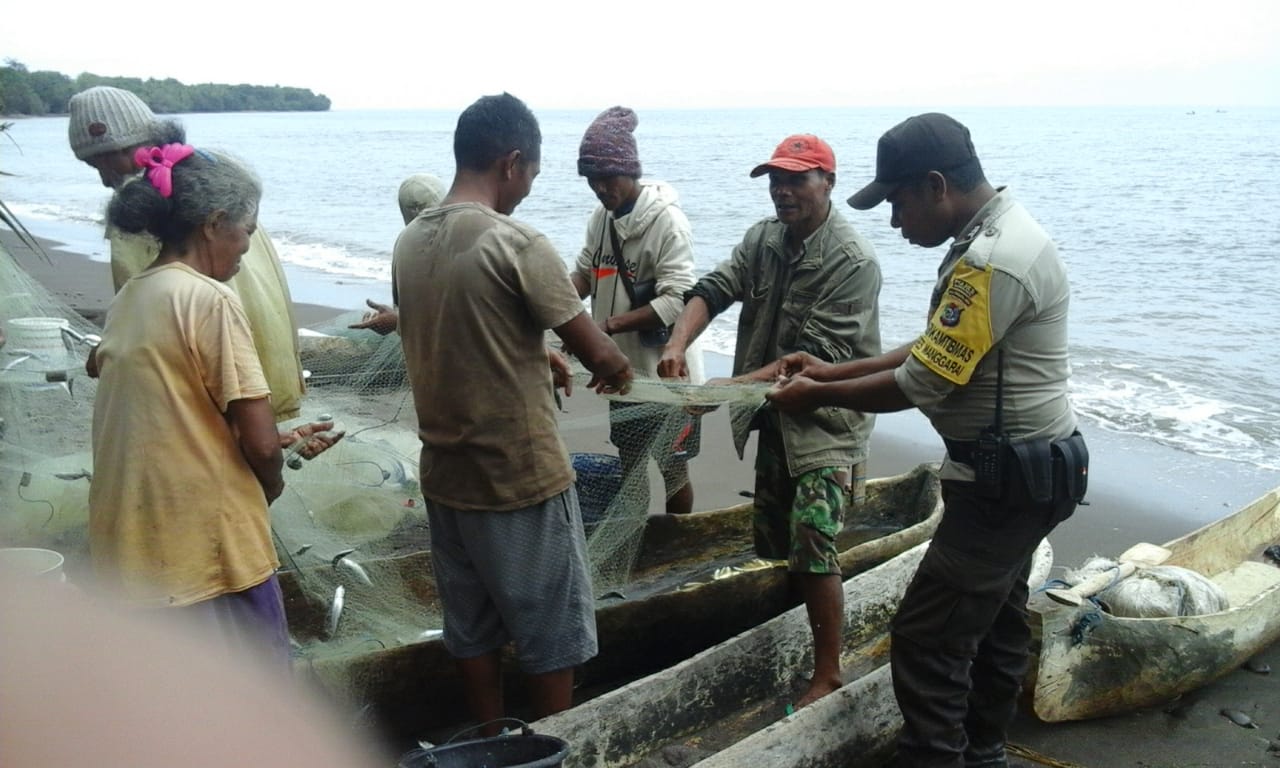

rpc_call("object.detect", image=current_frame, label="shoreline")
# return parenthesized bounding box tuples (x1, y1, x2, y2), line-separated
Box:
(0, 228, 354, 329)
(4, 226, 1279, 766)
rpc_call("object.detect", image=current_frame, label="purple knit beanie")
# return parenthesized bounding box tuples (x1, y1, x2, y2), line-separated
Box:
(578, 106, 642, 178)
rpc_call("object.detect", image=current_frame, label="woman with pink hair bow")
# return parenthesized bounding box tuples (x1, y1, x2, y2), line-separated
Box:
(87, 146, 340, 668)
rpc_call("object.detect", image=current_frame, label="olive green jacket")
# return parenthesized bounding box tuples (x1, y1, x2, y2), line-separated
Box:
(690, 204, 882, 475)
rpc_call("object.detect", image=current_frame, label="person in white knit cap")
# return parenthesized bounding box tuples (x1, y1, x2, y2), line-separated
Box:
(67, 85, 306, 422)
(67, 87, 186, 189)
(348, 173, 447, 335)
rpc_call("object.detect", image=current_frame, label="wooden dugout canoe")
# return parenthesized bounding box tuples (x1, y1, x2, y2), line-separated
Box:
(1029, 485, 1280, 722)
(536, 539, 1054, 768)
(283, 463, 944, 744)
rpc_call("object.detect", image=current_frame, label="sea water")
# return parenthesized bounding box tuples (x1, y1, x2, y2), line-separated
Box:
(3, 106, 1277, 473)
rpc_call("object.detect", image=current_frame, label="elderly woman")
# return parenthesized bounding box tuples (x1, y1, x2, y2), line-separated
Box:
(88, 144, 337, 665)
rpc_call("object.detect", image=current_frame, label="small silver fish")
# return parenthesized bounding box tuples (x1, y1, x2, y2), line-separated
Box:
(417, 629, 444, 641)
(294, 544, 313, 556)
(331, 548, 356, 563)
(335, 556, 374, 588)
(326, 585, 345, 637)
(1219, 708, 1258, 728)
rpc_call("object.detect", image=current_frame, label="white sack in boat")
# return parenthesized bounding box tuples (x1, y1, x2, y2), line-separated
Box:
(1069, 556, 1229, 618)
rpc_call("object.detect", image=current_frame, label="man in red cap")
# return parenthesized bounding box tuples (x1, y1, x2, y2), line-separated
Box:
(658, 134, 882, 708)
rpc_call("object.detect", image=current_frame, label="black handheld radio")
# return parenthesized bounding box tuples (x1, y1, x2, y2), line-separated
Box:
(973, 349, 1008, 499)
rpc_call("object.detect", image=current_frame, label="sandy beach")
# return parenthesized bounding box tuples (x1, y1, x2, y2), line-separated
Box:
(4, 228, 1279, 767)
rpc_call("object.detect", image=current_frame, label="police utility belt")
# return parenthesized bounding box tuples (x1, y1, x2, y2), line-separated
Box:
(944, 432, 1088, 505)
(943, 348, 1089, 505)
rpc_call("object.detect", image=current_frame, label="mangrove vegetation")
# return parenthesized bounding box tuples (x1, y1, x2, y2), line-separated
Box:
(0, 60, 331, 116)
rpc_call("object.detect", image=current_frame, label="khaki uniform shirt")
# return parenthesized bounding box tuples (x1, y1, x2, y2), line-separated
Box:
(90, 263, 277, 607)
(894, 188, 1078, 480)
(393, 203, 583, 511)
(690, 204, 882, 475)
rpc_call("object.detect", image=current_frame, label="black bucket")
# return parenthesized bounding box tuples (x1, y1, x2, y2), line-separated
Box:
(397, 733, 570, 768)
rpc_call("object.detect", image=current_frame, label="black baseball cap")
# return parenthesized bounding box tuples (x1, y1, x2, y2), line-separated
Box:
(847, 113, 977, 210)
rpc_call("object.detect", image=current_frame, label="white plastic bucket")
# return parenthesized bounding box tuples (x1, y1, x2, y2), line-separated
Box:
(5, 317, 72, 365)
(0, 547, 66, 580)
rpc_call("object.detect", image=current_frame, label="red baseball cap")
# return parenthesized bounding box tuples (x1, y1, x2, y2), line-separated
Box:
(749, 134, 836, 178)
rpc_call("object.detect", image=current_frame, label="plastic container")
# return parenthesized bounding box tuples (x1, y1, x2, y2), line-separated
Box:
(4, 317, 72, 365)
(397, 733, 569, 768)
(0, 547, 66, 580)
(571, 452, 622, 527)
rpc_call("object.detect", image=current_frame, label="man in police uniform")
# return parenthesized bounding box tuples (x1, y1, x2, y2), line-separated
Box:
(766, 113, 1086, 768)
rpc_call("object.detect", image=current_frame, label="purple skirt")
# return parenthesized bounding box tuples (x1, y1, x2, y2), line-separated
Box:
(185, 574, 291, 668)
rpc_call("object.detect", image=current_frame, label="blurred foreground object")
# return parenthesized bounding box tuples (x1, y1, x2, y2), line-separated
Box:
(0, 580, 388, 768)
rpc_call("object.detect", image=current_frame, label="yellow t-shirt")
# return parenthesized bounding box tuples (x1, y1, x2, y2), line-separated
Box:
(109, 224, 305, 421)
(89, 263, 278, 607)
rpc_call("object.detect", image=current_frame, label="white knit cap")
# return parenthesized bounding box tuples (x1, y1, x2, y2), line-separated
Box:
(397, 173, 446, 224)
(67, 86, 158, 160)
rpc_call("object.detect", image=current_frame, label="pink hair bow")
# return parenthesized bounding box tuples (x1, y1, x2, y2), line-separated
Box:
(133, 143, 196, 198)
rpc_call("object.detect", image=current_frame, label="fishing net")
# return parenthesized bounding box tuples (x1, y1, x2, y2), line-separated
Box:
(0, 246, 101, 571)
(0, 246, 774, 665)
(280, 316, 775, 660)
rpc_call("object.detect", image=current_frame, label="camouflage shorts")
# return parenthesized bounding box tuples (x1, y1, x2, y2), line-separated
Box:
(752, 428, 849, 575)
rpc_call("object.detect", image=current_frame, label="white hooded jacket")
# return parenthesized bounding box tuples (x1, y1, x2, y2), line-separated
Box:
(573, 181, 706, 383)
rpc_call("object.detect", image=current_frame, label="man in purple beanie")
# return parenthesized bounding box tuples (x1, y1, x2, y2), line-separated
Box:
(570, 106, 706, 516)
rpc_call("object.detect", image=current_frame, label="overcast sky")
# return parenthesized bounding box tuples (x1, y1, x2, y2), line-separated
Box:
(4, 0, 1278, 110)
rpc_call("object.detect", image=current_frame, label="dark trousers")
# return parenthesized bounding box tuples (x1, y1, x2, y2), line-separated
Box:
(890, 478, 1076, 768)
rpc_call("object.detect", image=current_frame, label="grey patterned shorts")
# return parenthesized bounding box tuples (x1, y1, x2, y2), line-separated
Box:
(425, 487, 598, 674)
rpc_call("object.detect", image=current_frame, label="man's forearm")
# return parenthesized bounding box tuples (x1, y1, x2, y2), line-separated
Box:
(815, 369, 914, 413)
(605, 305, 664, 335)
(667, 296, 711, 351)
(817, 342, 913, 382)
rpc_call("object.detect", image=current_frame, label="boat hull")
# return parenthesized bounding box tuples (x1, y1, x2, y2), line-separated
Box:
(290, 464, 945, 743)
(538, 539, 1054, 768)
(1030, 486, 1280, 722)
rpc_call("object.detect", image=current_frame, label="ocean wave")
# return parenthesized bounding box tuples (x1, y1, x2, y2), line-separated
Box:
(271, 235, 392, 283)
(1070, 361, 1278, 471)
(7, 201, 103, 228)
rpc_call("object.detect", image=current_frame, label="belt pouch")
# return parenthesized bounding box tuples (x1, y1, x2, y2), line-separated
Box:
(1010, 439, 1054, 505)
(1051, 431, 1089, 502)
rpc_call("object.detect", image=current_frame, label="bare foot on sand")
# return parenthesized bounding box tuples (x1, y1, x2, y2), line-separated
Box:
(795, 675, 843, 709)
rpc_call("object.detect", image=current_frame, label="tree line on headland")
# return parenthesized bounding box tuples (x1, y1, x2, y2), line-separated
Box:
(0, 60, 331, 116)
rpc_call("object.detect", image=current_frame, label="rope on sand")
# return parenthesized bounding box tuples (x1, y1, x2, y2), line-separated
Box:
(1008, 742, 1090, 768)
